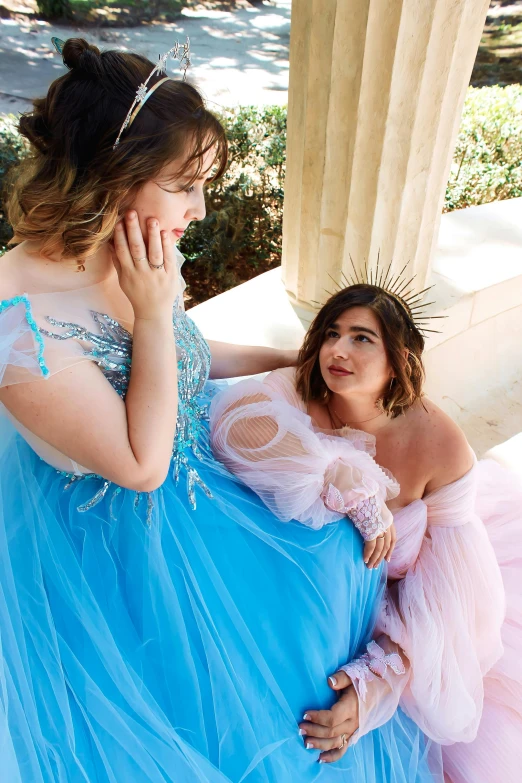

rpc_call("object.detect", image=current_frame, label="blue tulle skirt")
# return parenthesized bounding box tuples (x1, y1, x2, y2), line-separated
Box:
(0, 416, 441, 782)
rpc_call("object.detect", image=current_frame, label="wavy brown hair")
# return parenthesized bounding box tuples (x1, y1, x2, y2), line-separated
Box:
(6, 38, 228, 262)
(296, 285, 426, 418)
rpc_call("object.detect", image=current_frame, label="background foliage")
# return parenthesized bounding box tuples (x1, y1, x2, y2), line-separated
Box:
(1, 86, 521, 305)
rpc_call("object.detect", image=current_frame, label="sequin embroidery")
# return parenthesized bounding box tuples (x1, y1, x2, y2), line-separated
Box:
(42, 296, 213, 520)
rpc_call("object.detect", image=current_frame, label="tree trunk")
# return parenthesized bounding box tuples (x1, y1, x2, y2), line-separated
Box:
(36, 0, 73, 20)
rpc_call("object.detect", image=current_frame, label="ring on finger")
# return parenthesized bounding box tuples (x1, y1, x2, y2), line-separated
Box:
(132, 256, 148, 264)
(148, 262, 165, 270)
(375, 534, 385, 540)
(338, 733, 347, 750)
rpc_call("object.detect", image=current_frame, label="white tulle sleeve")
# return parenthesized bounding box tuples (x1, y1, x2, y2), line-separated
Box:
(340, 464, 505, 746)
(209, 371, 399, 533)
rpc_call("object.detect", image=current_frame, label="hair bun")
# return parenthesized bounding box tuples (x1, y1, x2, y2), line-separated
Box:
(62, 38, 102, 75)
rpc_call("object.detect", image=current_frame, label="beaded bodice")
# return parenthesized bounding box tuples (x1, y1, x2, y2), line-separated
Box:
(41, 296, 211, 451)
(38, 296, 214, 518)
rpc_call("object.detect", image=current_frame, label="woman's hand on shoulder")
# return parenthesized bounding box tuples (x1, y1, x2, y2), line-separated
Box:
(417, 400, 474, 494)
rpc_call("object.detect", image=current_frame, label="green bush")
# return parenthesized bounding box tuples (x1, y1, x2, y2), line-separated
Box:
(444, 85, 522, 211)
(179, 105, 287, 304)
(0, 115, 28, 254)
(1, 86, 521, 304)
(36, 0, 73, 18)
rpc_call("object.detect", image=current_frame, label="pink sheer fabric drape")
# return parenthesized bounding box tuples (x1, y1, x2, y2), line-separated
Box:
(441, 459, 522, 783)
(350, 465, 505, 745)
(210, 376, 398, 533)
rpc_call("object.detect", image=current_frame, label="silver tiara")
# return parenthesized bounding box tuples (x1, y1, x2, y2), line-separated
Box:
(51, 37, 192, 151)
(113, 38, 191, 149)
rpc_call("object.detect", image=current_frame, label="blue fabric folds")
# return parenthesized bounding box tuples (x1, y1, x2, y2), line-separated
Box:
(0, 416, 440, 782)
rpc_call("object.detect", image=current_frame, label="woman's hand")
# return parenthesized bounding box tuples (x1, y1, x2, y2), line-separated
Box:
(112, 211, 179, 320)
(363, 522, 396, 568)
(298, 674, 359, 764)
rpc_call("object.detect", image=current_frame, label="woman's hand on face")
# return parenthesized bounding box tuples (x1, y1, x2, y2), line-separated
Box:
(111, 211, 179, 320)
(363, 522, 396, 569)
(299, 674, 358, 764)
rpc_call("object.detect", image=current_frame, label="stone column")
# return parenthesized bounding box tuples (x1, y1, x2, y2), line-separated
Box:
(282, 0, 490, 313)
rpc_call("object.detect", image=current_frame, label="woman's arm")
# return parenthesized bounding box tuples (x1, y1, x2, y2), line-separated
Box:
(210, 374, 399, 547)
(304, 419, 504, 751)
(207, 340, 298, 379)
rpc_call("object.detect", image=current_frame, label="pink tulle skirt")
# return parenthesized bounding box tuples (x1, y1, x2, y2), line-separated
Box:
(443, 459, 522, 783)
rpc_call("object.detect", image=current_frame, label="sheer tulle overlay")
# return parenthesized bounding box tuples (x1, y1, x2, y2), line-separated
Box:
(0, 292, 439, 783)
(441, 460, 522, 783)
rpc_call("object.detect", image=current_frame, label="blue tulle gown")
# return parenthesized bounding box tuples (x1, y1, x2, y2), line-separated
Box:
(0, 286, 440, 782)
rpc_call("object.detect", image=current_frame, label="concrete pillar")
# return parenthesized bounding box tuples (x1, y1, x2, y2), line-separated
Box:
(282, 0, 490, 313)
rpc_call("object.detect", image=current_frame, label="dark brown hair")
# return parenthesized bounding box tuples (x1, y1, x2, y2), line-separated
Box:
(6, 38, 228, 261)
(296, 284, 426, 418)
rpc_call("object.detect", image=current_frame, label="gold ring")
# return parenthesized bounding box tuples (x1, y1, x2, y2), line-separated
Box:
(338, 733, 347, 749)
(132, 256, 147, 264)
(376, 534, 385, 539)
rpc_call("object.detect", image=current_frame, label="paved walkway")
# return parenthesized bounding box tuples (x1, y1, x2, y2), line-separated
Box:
(0, 0, 291, 116)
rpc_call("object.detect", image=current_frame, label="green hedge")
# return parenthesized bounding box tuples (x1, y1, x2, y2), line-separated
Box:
(444, 85, 522, 211)
(2, 86, 521, 305)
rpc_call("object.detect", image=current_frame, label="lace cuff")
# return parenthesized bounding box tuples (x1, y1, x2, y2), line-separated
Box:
(322, 483, 392, 541)
(340, 641, 406, 700)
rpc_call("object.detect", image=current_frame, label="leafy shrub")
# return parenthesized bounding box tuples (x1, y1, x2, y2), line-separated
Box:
(36, 0, 73, 19)
(179, 105, 286, 304)
(0, 115, 28, 254)
(444, 85, 522, 211)
(1, 86, 521, 304)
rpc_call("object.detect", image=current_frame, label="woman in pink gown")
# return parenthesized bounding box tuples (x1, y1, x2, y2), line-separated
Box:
(210, 283, 521, 781)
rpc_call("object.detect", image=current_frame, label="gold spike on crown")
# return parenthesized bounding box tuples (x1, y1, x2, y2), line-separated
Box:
(325, 252, 446, 335)
(51, 37, 191, 151)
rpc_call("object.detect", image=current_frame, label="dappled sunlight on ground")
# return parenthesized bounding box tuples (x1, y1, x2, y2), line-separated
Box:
(0, 0, 291, 115)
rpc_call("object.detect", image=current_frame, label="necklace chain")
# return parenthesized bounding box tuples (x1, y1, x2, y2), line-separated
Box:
(327, 401, 385, 428)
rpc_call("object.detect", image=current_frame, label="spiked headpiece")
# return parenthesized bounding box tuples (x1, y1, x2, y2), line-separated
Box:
(328, 253, 445, 335)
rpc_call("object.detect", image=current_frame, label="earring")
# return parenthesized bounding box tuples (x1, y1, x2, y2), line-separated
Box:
(77, 262, 86, 272)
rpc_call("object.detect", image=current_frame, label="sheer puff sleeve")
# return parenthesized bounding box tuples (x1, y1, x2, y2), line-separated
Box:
(209, 369, 399, 534)
(341, 464, 505, 746)
(0, 296, 49, 387)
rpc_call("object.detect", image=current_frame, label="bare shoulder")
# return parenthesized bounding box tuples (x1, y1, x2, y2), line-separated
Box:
(0, 248, 24, 300)
(404, 397, 474, 491)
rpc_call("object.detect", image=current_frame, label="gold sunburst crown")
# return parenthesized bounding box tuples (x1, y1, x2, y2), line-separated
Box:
(321, 253, 445, 335)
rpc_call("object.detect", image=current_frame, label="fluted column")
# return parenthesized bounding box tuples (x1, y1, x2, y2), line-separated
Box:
(282, 0, 490, 312)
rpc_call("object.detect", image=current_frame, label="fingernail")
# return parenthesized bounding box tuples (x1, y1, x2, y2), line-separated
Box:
(364, 558, 369, 564)
(128, 211, 136, 219)
(318, 759, 325, 763)
(306, 742, 314, 749)
(328, 676, 337, 687)
(298, 729, 306, 736)
(303, 713, 310, 721)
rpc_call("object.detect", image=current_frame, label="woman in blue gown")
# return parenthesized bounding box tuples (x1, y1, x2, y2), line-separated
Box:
(0, 38, 440, 782)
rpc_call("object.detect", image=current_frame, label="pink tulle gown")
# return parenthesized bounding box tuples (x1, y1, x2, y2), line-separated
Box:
(439, 460, 522, 783)
(210, 367, 521, 783)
